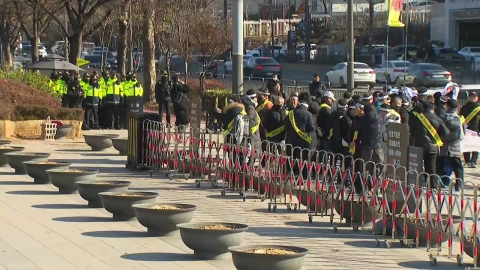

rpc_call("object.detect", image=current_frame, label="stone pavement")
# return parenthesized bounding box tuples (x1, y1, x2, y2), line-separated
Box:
(0, 130, 479, 270)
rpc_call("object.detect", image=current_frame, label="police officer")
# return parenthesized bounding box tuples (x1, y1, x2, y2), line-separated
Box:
(98, 71, 108, 129)
(155, 72, 172, 124)
(105, 71, 122, 129)
(80, 73, 90, 109)
(460, 92, 480, 168)
(67, 72, 84, 108)
(124, 74, 144, 128)
(60, 71, 71, 107)
(83, 75, 101, 130)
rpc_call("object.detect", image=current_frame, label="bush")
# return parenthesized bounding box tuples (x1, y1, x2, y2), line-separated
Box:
(187, 78, 227, 100)
(0, 79, 83, 121)
(0, 68, 58, 97)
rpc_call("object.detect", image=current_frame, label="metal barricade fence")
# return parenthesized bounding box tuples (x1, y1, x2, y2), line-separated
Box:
(138, 119, 480, 268)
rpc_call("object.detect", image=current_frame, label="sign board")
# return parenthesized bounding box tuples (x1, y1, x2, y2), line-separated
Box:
(461, 129, 480, 152)
(386, 123, 409, 178)
(297, 4, 306, 14)
(190, 97, 202, 135)
(298, 19, 306, 29)
(407, 146, 423, 184)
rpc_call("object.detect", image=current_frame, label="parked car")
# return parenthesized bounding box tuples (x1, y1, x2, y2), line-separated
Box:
(22, 45, 48, 58)
(325, 62, 376, 88)
(224, 55, 253, 73)
(394, 63, 451, 87)
(82, 55, 112, 70)
(243, 57, 282, 78)
(51, 41, 65, 54)
(296, 44, 317, 61)
(389, 45, 420, 60)
(81, 42, 95, 54)
(458, 47, 480, 61)
(246, 45, 287, 59)
(168, 55, 218, 78)
(374, 61, 410, 84)
(434, 47, 463, 60)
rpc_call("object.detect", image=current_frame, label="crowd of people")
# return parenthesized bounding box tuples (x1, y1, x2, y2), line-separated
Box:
(50, 70, 144, 130)
(211, 74, 478, 192)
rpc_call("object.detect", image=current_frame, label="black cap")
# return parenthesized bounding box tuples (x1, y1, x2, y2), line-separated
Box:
(469, 92, 478, 97)
(313, 73, 320, 77)
(245, 89, 256, 96)
(447, 99, 458, 109)
(337, 99, 347, 107)
(343, 92, 353, 99)
(418, 87, 428, 95)
(347, 99, 356, 109)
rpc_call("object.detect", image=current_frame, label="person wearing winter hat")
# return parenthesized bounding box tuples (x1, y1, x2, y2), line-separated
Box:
(317, 91, 336, 151)
(459, 91, 480, 168)
(241, 89, 262, 157)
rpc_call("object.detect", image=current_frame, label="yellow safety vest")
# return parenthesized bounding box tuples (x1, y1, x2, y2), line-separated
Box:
(251, 112, 261, 134)
(320, 103, 331, 109)
(390, 109, 401, 120)
(413, 111, 443, 147)
(349, 131, 359, 154)
(266, 125, 285, 138)
(222, 110, 247, 135)
(256, 100, 272, 113)
(288, 110, 312, 144)
(460, 106, 480, 125)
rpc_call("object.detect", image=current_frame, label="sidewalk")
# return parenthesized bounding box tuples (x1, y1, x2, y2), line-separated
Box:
(0, 131, 476, 269)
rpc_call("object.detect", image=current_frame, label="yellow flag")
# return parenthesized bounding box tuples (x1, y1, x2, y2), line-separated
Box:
(387, 0, 405, 27)
(77, 58, 90, 67)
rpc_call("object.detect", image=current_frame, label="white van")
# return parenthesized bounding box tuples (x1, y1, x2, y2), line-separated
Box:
(81, 42, 95, 54)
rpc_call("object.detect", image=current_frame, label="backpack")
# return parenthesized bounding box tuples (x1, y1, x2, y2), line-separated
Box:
(233, 114, 250, 143)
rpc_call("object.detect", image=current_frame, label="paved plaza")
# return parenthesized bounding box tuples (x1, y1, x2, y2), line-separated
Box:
(0, 130, 479, 269)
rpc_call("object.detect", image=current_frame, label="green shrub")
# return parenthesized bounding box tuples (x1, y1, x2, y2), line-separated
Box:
(0, 67, 58, 97)
(11, 105, 83, 121)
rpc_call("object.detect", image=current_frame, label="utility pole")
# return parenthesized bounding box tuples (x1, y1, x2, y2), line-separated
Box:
(232, 0, 244, 94)
(128, 0, 134, 72)
(368, 0, 374, 64)
(270, 0, 274, 56)
(346, 0, 354, 92)
(224, 0, 228, 60)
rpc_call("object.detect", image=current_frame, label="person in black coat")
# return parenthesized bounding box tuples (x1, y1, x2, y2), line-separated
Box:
(460, 92, 480, 167)
(308, 74, 326, 97)
(330, 99, 350, 154)
(67, 72, 83, 108)
(317, 91, 335, 151)
(399, 98, 411, 124)
(435, 95, 448, 119)
(409, 102, 450, 187)
(263, 95, 286, 144)
(285, 100, 316, 177)
(155, 73, 172, 124)
(172, 83, 190, 129)
(242, 89, 262, 150)
(266, 73, 283, 94)
(358, 103, 383, 164)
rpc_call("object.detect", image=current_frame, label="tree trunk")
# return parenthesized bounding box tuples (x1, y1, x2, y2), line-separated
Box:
(30, 36, 39, 63)
(117, 4, 128, 74)
(142, 7, 156, 102)
(2, 38, 12, 67)
(68, 32, 82, 65)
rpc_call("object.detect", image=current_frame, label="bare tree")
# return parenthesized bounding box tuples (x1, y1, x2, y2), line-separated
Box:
(116, 0, 129, 74)
(0, 0, 20, 66)
(12, 0, 58, 63)
(190, 11, 232, 92)
(140, 0, 156, 101)
(154, 0, 178, 76)
(40, 0, 117, 64)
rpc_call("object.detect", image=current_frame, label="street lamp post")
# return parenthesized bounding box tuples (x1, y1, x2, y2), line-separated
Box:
(232, 0, 244, 94)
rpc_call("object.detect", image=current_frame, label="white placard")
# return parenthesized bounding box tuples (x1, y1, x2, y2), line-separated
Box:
(461, 129, 480, 153)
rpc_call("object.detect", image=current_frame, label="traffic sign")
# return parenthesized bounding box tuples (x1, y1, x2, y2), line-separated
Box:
(289, 30, 296, 40)
(298, 19, 306, 29)
(297, 4, 306, 14)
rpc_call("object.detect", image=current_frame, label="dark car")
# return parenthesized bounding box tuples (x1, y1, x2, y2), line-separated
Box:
(395, 63, 451, 87)
(244, 57, 282, 78)
(434, 47, 463, 60)
(169, 55, 218, 78)
(83, 55, 112, 70)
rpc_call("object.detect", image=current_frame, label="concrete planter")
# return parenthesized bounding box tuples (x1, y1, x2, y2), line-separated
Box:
(98, 191, 158, 221)
(296, 188, 333, 212)
(76, 180, 131, 208)
(47, 168, 98, 193)
(111, 138, 128, 155)
(177, 222, 249, 260)
(132, 203, 196, 236)
(54, 125, 73, 140)
(84, 134, 119, 151)
(0, 146, 25, 167)
(229, 245, 309, 270)
(5, 152, 50, 174)
(24, 161, 72, 184)
(0, 140, 11, 145)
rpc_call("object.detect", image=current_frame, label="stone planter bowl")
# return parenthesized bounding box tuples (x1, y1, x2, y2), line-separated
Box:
(111, 137, 128, 155)
(5, 152, 50, 174)
(177, 222, 249, 260)
(395, 214, 461, 247)
(229, 245, 309, 270)
(296, 187, 333, 212)
(47, 168, 98, 193)
(0, 146, 25, 167)
(0, 140, 11, 145)
(132, 203, 196, 236)
(334, 198, 382, 228)
(54, 125, 73, 140)
(24, 161, 72, 184)
(76, 180, 131, 208)
(98, 191, 158, 221)
(84, 134, 119, 151)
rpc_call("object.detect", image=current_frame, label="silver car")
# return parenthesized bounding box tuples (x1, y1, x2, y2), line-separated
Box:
(395, 63, 452, 87)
